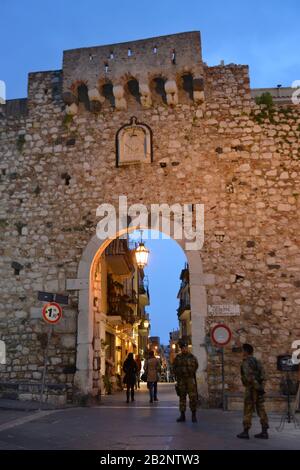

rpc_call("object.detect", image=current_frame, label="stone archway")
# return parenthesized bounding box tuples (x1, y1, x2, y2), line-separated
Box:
(73, 223, 210, 400)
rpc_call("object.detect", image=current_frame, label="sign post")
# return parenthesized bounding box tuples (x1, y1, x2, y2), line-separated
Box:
(40, 326, 53, 405)
(211, 323, 232, 411)
(40, 302, 63, 406)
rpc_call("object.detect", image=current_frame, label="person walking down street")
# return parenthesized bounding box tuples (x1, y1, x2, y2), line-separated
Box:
(173, 341, 198, 423)
(237, 343, 269, 439)
(145, 350, 161, 403)
(135, 354, 142, 390)
(123, 353, 138, 403)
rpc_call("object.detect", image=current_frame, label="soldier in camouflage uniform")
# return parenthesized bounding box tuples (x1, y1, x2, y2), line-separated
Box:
(237, 343, 269, 439)
(173, 340, 198, 423)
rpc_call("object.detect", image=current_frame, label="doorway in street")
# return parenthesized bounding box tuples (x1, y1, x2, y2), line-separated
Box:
(74, 222, 208, 401)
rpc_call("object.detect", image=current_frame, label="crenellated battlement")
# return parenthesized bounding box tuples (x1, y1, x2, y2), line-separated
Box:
(62, 31, 205, 112)
(0, 31, 254, 122)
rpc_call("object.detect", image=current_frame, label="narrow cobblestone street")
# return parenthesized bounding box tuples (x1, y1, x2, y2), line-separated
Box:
(0, 384, 299, 450)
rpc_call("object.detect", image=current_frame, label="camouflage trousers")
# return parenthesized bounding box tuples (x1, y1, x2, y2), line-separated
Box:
(243, 387, 269, 430)
(177, 377, 198, 413)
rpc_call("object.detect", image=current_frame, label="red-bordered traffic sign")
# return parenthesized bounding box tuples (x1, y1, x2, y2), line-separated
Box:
(211, 323, 232, 347)
(42, 302, 62, 324)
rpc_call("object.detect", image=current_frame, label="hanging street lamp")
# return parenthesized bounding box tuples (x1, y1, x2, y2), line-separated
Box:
(135, 231, 150, 269)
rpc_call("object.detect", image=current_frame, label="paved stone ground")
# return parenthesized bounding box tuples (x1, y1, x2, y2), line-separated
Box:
(0, 384, 299, 450)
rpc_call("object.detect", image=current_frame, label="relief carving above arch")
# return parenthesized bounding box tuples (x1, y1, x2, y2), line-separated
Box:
(116, 116, 153, 167)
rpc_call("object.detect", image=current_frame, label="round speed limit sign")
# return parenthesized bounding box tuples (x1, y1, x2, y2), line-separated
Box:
(211, 323, 232, 347)
(42, 302, 62, 324)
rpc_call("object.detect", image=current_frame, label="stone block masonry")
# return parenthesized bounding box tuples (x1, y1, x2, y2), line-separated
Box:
(0, 31, 300, 404)
(62, 31, 203, 89)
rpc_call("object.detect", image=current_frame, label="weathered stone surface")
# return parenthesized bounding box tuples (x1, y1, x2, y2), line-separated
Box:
(65, 103, 78, 116)
(60, 334, 76, 349)
(66, 279, 88, 290)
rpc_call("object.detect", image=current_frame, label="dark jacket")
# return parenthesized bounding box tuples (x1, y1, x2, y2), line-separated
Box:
(173, 352, 198, 380)
(123, 358, 138, 385)
(241, 356, 266, 391)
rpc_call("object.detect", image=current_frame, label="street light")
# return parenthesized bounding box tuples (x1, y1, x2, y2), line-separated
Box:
(143, 319, 149, 329)
(135, 231, 149, 269)
(135, 242, 149, 269)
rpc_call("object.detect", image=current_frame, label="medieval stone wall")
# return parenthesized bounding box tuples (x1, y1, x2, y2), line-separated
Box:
(0, 32, 299, 403)
(62, 31, 203, 90)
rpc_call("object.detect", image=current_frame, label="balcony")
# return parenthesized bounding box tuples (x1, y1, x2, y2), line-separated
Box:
(177, 267, 190, 299)
(139, 276, 150, 306)
(177, 300, 191, 319)
(108, 295, 136, 324)
(107, 276, 137, 325)
(105, 238, 135, 276)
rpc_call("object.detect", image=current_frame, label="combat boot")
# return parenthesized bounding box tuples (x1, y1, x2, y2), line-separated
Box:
(254, 427, 269, 439)
(176, 412, 186, 422)
(192, 412, 197, 423)
(237, 429, 249, 439)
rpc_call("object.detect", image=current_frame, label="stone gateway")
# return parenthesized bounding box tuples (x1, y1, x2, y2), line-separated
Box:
(0, 31, 299, 407)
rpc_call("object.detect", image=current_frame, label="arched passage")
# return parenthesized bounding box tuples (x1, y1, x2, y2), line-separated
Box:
(73, 221, 208, 401)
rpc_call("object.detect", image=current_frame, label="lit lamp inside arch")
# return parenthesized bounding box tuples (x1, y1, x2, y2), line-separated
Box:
(135, 231, 150, 269)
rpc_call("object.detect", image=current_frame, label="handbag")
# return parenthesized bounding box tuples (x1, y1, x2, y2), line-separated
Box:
(141, 372, 147, 382)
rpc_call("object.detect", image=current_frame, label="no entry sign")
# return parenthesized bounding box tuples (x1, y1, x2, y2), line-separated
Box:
(211, 323, 232, 347)
(211, 323, 232, 411)
(42, 302, 62, 324)
(40, 302, 62, 404)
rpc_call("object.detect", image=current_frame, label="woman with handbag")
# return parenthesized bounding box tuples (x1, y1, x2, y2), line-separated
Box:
(123, 353, 138, 403)
(144, 350, 161, 403)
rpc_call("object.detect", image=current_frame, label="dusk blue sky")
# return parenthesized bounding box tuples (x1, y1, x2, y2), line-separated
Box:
(1, 1, 299, 342)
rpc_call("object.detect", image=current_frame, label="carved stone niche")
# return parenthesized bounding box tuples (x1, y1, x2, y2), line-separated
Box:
(116, 117, 153, 167)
